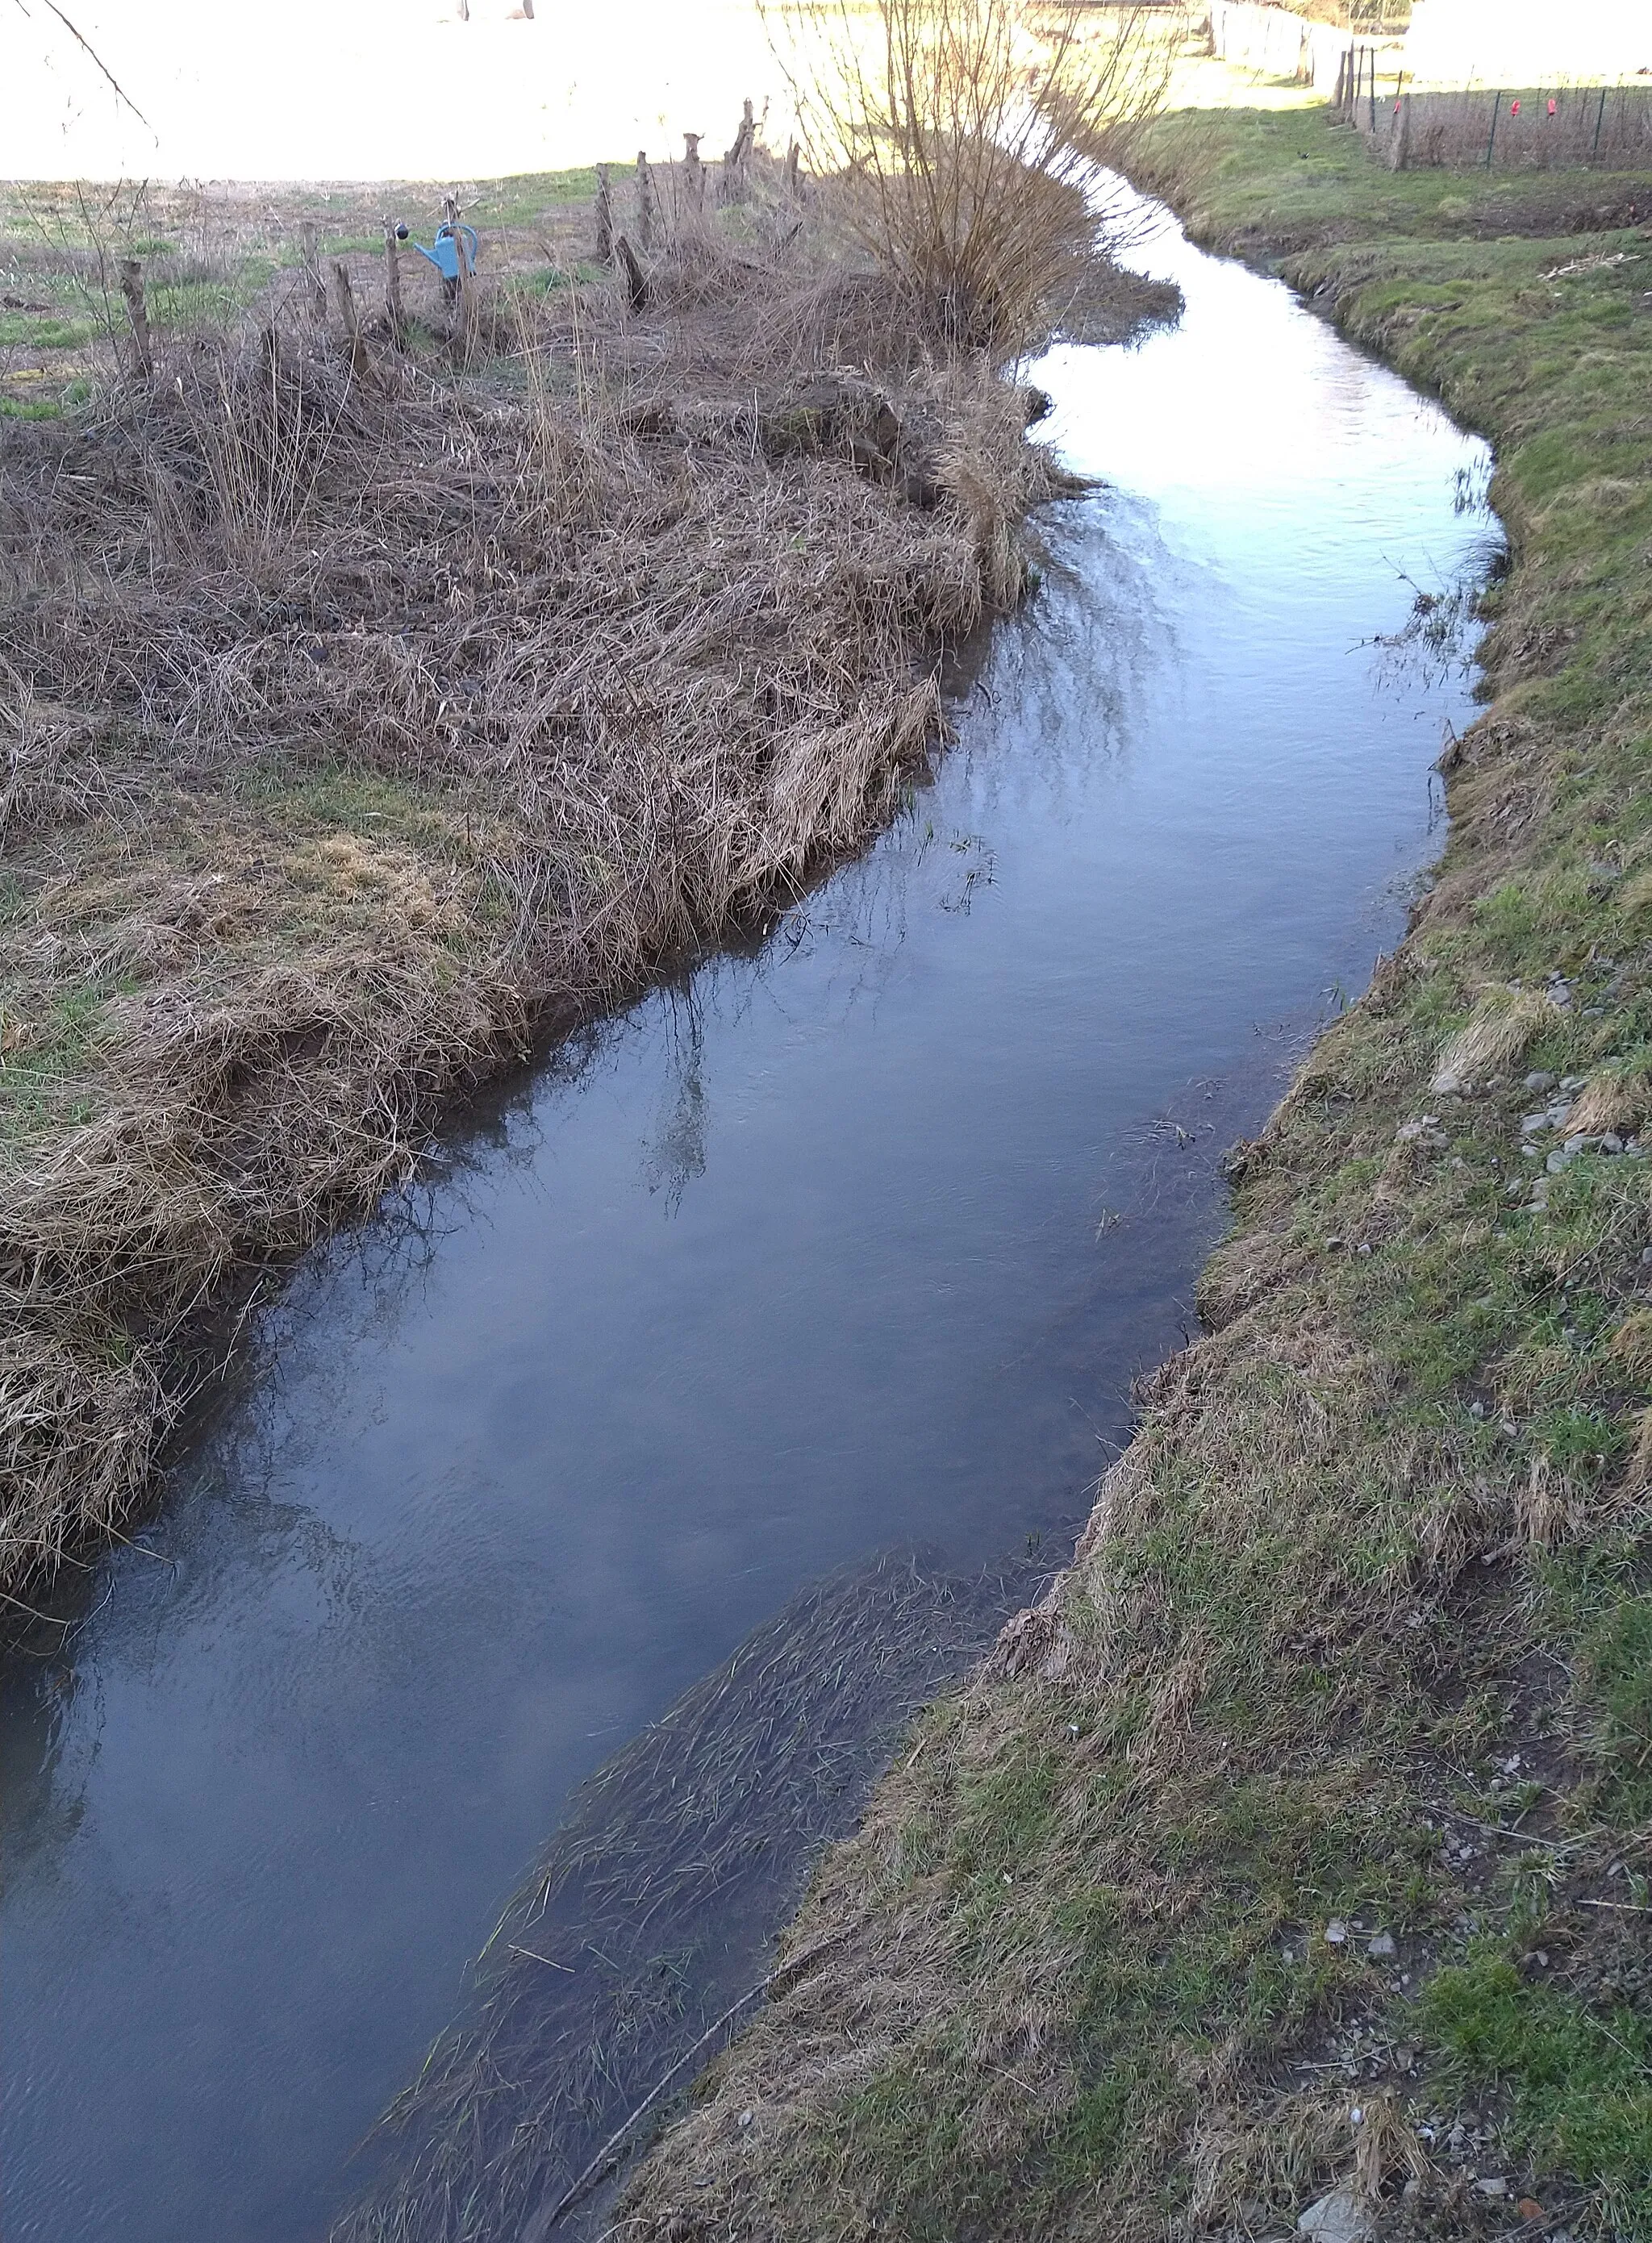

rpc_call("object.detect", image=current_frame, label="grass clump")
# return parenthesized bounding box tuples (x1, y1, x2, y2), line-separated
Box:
(620, 94, 1652, 2243)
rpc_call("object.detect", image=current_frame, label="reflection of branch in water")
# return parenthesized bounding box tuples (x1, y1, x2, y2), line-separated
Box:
(332, 1544, 1046, 2243)
(639, 987, 707, 1215)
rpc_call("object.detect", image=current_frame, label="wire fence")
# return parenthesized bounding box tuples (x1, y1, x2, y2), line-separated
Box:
(1335, 48, 1652, 169)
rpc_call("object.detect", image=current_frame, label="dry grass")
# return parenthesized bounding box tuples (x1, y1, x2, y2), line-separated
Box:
(0, 158, 1136, 1599)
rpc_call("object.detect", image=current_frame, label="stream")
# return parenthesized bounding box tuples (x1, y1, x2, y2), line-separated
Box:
(0, 204, 1496, 2243)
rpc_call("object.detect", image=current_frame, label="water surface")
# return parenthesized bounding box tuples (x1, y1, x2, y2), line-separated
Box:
(0, 209, 1495, 2243)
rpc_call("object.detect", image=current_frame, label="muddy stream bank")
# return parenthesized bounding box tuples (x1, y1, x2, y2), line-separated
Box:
(0, 203, 1496, 2243)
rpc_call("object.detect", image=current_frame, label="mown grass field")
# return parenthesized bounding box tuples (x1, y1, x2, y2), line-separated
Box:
(624, 103, 1652, 2243)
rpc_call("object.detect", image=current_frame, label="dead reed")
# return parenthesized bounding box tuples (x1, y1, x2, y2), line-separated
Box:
(0, 180, 1096, 1599)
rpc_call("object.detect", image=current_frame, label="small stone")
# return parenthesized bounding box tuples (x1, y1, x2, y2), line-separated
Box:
(1367, 1932, 1397, 1960)
(738, 2108, 753, 2129)
(1517, 2199, 1545, 2221)
(1296, 2185, 1376, 2243)
(1546, 1149, 1573, 1174)
(1520, 1112, 1549, 1133)
(1525, 1071, 1558, 1092)
(1560, 1075, 1587, 1092)
(1601, 1133, 1623, 1154)
(1356, 1242, 1372, 1257)
(1325, 1918, 1350, 1945)
(1431, 1072, 1462, 1097)
(1563, 1133, 1597, 1156)
(1395, 2045, 1415, 2070)
(1474, 2176, 1508, 2198)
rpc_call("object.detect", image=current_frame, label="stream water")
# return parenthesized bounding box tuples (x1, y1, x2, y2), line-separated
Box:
(1, 206, 1496, 2243)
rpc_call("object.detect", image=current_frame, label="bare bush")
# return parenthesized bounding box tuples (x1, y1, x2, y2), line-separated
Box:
(768, 0, 1175, 349)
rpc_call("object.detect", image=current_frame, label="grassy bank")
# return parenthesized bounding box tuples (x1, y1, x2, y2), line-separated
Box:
(3, 152, 1169, 1599)
(623, 107, 1652, 2243)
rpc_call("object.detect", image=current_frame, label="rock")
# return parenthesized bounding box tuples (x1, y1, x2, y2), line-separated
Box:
(1546, 1149, 1574, 1174)
(1296, 2185, 1376, 2243)
(1473, 2176, 1508, 2198)
(1367, 1932, 1397, 1960)
(1325, 1918, 1350, 1945)
(1601, 1133, 1624, 1154)
(1560, 1074, 1587, 1092)
(1563, 1133, 1598, 1156)
(1525, 1070, 1558, 1092)
(1430, 1071, 1462, 1097)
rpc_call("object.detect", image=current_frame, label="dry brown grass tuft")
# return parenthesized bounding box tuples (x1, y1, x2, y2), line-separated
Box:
(1431, 986, 1554, 1090)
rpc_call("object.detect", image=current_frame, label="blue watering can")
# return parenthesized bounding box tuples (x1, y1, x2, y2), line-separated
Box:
(396, 220, 479, 282)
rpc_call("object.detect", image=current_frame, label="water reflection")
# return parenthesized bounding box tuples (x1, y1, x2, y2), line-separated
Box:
(1, 202, 1497, 2243)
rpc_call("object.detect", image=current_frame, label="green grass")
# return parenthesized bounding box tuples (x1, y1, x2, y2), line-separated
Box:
(1422, 1956, 1652, 2218)
(0, 312, 97, 349)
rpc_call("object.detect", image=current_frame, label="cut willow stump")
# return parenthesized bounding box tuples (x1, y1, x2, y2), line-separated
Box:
(615, 233, 648, 311)
(117, 257, 152, 377)
(298, 220, 327, 322)
(594, 165, 614, 263)
(331, 261, 377, 386)
(720, 98, 756, 203)
(382, 215, 404, 344)
(635, 151, 657, 253)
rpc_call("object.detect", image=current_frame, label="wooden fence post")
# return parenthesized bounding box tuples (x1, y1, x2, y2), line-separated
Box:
(594, 164, 614, 262)
(118, 256, 152, 377)
(382, 215, 404, 343)
(783, 139, 801, 197)
(1485, 90, 1501, 168)
(635, 152, 657, 252)
(682, 132, 705, 212)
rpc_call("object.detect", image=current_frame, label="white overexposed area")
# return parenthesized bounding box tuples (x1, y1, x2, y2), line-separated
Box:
(0, 0, 795, 181)
(1402, 0, 1650, 87)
